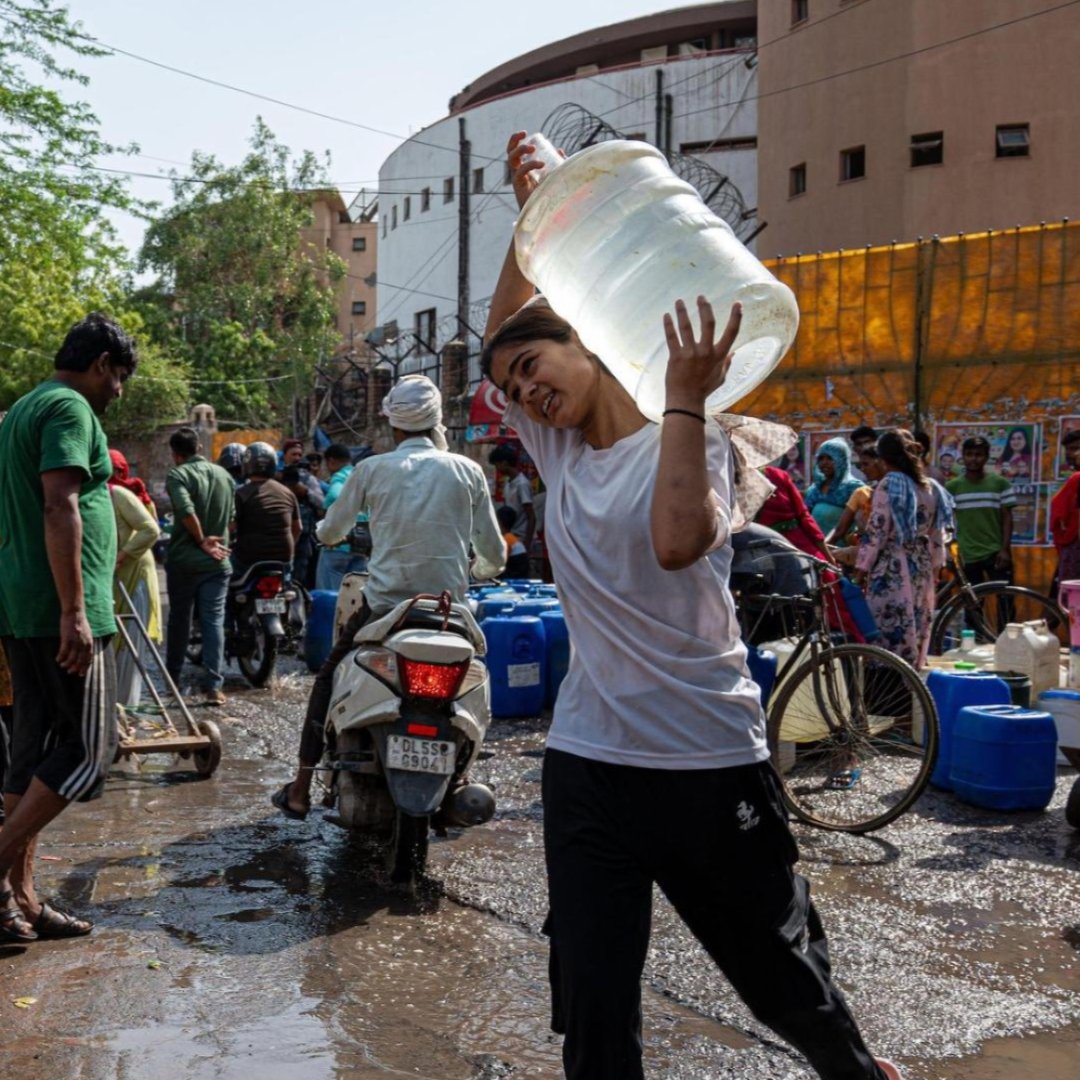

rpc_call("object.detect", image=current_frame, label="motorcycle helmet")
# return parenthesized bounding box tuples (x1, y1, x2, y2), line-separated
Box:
(244, 441, 278, 479)
(217, 442, 247, 476)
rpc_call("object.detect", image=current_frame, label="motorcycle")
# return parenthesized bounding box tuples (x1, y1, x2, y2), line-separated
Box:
(189, 562, 302, 688)
(227, 562, 300, 687)
(324, 591, 496, 884)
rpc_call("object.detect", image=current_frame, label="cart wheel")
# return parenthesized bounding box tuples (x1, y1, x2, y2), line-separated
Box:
(193, 719, 223, 778)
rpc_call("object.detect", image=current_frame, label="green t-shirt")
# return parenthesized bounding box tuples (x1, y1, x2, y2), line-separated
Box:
(0, 380, 117, 638)
(165, 456, 235, 574)
(946, 472, 1017, 562)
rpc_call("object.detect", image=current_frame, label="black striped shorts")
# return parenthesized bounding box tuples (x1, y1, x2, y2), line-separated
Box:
(2, 636, 117, 802)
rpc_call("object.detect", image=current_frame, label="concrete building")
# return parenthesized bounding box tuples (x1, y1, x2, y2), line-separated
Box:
(302, 191, 378, 353)
(376, 2, 761, 378)
(756, 0, 1079, 255)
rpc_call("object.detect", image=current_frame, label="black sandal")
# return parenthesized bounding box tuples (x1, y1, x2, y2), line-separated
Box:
(0, 890, 38, 943)
(271, 784, 308, 821)
(31, 902, 93, 939)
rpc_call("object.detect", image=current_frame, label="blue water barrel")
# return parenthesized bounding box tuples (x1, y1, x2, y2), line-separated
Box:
(540, 610, 570, 708)
(514, 598, 561, 618)
(304, 589, 339, 672)
(839, 578, 879, 641)
(746, 644, 778, 709)
(475, 594, 520, 621)
(926, 670, 1011, 790)
(505, 578, 543, 593)
(951, 704, 1058, 811)
(527, 585, 559, 598)
(483, 615, 546, 718)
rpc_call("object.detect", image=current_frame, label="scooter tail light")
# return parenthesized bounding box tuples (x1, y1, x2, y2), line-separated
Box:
(398, 657, 470, 700)
(255, 576, 281, 598)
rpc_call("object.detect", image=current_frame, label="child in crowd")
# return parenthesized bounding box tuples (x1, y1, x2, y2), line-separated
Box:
(497, 505, 531, 578)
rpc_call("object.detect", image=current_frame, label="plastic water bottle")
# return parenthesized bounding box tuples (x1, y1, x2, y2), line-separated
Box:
(514, 139, 800, 421)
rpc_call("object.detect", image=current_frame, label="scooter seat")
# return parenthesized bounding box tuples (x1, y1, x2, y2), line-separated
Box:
(231, 561, 289, 589)
(396, 607, 474, 639)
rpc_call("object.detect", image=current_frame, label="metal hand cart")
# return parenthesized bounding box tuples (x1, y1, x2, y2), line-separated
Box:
(113, 581, 223, 777)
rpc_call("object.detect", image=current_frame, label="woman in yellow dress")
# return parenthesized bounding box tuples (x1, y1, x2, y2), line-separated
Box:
(108, 450, 162, 705)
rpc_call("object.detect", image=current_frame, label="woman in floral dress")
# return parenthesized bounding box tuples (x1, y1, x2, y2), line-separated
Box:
(854, 431, 946, 668)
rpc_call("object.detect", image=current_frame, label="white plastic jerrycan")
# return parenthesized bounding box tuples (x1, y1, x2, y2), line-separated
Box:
(514, 138, 800, 421)
(994, 620, 1061, 697)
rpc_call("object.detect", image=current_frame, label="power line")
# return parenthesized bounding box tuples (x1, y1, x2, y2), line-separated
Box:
(0, 8, 509, 167)
(671, 0, 1080, 123)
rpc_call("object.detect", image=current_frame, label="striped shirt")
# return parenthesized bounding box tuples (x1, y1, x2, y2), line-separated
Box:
(946, 473, 1016, 562)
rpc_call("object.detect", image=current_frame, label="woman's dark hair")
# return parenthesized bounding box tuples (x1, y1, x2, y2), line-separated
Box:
(912, 430, 932, 457)
(480, 301, 575, 383)
(878, 429, 925, 484)
(55, 313, 137, 374)
(169, 427, 200, 458)
(1000, 426, 1030, 463)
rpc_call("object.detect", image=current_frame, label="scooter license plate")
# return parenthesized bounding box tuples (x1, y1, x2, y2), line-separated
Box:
(386, 735, 456, 775)
(255, 598, 286, 614)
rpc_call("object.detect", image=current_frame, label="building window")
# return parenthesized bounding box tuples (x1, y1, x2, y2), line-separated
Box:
(415, 308, 436, 353)
(352, 236, 366, 252)
(791, 0, 808, 26)
(680, 137, 757, 154)
(789, 163, 807, 197)
(443, 177, 455, 203)
(734, 34, 758, 47)
(421, 187, 431, 211)
(910, 131, 943, 168)
(996, 123, 1030, 158)
(403, 196, 411, 221)
(391, 204, 397, 229)
(840, 145, 866, 182)
(352, 301, 366, 316)
(473, 166, 485, 193)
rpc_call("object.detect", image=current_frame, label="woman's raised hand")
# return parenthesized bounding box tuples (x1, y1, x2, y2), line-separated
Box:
(662, 297, 742, 409)
(507, 131, 563, 209)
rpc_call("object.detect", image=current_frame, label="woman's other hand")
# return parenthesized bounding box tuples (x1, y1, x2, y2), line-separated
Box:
(663, 298, 742, 410)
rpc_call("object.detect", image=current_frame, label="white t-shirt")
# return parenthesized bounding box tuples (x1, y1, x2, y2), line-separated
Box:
(508, 405, 767, 770)
(502, 471, 534, 538)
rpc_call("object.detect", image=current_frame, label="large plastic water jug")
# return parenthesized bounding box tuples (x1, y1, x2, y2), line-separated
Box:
(993, 621, 1060, 697)
(926, 669, 1011, 789)
(746, 643, 777, 708)
(758, 638, 846, 774)
(304, 589, 338, 672)
(540, 609, 570, 708)
(505, 578, 543, 593)
(482, 615, 546, 718)
(838, 578, 879, 641)
(514, 140, 800, 420)
(951, 704, 1058, 810)
(475, 592, 521, 622)
(514, 598, 561, 618)
(1037, 688, 1080, 764)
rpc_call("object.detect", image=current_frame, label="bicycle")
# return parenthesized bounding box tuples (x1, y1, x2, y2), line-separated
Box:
(928, 544, 1066, 655)
(734, 538, 939, 834)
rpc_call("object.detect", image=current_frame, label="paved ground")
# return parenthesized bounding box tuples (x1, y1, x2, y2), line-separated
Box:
(2, 663, 1079, 1079)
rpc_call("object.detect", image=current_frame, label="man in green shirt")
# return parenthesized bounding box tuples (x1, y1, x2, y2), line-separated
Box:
(0, 313, 136, 942)
(164, 427, 235, 706)
(946, 435, 1017, 586)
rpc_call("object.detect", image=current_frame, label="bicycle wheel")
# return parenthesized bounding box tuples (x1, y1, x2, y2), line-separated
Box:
(929, 583, 1067, 655)
(767, 643, 938, 833)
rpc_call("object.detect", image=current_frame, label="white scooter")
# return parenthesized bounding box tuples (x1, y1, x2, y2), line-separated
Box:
(323, 590, 496, 883)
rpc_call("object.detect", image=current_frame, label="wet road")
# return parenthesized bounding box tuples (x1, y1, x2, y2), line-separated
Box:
(2, 663, 1079, 1079)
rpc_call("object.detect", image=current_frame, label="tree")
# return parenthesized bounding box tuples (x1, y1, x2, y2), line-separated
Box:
(137, 120, 346, 430)
(0, 0, 189, 430)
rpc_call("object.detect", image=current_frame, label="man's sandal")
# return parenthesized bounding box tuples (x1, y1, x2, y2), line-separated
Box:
(0, 890, 38, 943)
(31, 903, 93, 939)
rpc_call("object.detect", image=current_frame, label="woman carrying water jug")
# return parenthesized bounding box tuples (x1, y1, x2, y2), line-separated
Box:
(481, 131, 902, 1080)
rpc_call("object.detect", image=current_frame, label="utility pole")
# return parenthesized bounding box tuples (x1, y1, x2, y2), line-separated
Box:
(654, 69, 664, 149)
(457, 117, 471, 346)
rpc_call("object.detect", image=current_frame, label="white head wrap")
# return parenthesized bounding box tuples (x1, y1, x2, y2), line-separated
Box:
(381, 374, 448, 450)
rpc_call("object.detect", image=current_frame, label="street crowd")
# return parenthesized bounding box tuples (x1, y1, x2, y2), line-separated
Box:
(4, 131, 1076, 1080)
